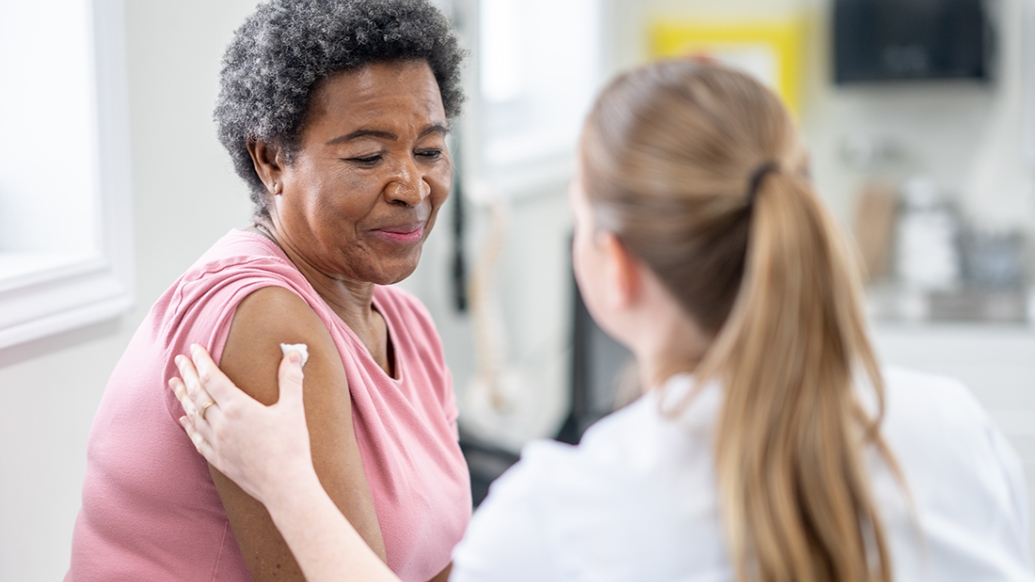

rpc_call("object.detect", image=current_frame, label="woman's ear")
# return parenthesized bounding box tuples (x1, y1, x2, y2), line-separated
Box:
(599, 232, 641, 310)
(246, 139, 285, 195)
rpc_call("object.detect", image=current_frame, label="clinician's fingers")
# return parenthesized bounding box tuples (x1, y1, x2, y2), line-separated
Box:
(174, 357, 211, 426)
(176, 352, 213, 405)
(276, 350, 306, 406)
(170, 372, 222, 440)
(170, 376, 199, 421)
(181, 417, 217, 463)
(175, 353, 223, 426)
(173, 384, 220, 452)
(174, 354, 202, 397)
(171, 375, 187, 402)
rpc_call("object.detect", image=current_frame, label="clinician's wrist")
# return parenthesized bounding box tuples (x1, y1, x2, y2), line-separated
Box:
(262, 464, 323, 518)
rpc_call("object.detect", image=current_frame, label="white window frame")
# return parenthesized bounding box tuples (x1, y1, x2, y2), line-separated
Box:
(0, 0, 134, 350)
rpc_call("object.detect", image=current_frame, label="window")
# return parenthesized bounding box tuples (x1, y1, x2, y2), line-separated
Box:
(462, 0, 604, 199)
(0, 0, 133, 349)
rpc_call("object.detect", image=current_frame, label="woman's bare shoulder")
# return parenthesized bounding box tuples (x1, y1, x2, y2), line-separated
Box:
(220, 286, 339, 404)
(213, 286, 388, 575)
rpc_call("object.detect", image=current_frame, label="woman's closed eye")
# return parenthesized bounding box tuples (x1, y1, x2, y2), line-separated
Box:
(347, 154, 383, 166)
(415, 148, 443, 160)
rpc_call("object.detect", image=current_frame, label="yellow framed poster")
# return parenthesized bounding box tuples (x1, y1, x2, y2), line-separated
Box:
(651, 19, 805, 115)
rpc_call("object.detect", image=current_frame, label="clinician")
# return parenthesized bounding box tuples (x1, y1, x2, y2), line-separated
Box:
(173, 59, 1034, 581)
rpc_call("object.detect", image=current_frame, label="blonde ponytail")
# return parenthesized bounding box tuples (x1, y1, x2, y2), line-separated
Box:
(699, 168, 892, 582)
(582, 61, 900, 582)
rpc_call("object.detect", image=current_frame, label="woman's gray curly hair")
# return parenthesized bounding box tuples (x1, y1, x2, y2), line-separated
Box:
(215, 0, 466, 217)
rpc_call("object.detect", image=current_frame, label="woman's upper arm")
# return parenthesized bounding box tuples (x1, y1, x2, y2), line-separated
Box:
(215, 285, 385, 581)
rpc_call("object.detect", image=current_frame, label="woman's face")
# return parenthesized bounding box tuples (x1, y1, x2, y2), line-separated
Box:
(269, 60, 451, 285)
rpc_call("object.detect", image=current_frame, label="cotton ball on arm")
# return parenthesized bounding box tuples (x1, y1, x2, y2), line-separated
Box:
(280, 343, 309, 367)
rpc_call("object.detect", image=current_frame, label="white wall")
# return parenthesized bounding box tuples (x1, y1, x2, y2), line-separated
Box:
(0, 2, 257, 579)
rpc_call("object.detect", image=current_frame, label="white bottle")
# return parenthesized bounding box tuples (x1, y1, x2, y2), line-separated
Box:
(894, 177, 961, 291)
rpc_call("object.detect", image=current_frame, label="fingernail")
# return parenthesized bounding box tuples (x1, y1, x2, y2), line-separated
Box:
(190, 344, 200, 355)
(175, 355, 185, 366)
(288, 351, 302, 364)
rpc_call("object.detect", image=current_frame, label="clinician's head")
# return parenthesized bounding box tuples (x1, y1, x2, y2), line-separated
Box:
(576, 60, 809, 337)
(574, 60, 896, 582)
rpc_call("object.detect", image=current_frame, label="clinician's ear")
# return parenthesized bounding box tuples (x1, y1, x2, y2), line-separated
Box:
(247, 138, 285, 196)
(598, 232, 641, 309)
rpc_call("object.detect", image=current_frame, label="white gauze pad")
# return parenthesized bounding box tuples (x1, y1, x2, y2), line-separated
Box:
(279, 343, 309, 367)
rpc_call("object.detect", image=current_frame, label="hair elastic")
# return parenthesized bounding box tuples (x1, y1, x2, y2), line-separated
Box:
(746, 161, 780, 205)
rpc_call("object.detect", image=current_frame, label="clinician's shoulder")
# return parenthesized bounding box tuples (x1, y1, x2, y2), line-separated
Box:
(876, 367, 1034, 580)
(880, 367, 992, 444)
(454, 386, 728, 581)
(883, 366, 982, 413)
(511, 390, 702, 494)
(495, 379, 722, 517)
(877, 367, 1001, 482)
(480, 396, 666, 511)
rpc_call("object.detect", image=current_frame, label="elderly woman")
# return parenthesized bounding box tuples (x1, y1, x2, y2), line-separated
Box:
(65, 1, 470, 581)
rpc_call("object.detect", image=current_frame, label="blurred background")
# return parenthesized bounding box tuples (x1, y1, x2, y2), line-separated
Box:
(1, 0, 1034, 578)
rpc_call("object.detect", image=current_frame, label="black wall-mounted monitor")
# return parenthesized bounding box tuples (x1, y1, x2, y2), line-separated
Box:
(834, 0, 993, 84)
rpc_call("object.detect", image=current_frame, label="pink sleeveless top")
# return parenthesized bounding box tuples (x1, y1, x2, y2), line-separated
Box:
(67, 230, 471, 582)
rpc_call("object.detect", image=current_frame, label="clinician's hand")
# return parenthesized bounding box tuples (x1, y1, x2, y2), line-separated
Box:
(170, 344, 316, 508)
(170, 345, 401, 582)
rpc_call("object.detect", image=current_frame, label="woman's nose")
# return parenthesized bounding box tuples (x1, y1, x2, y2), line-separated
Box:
(386, 159, 430, 207)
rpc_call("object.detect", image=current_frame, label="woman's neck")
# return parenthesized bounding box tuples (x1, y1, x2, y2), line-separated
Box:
(251, 223, 378, 331)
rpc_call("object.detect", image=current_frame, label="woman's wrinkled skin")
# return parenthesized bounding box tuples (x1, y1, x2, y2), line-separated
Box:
(254, 59, 452, 290)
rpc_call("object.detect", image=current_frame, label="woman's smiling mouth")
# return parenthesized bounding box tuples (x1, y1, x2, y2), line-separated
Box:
(370, 224, 424, 244)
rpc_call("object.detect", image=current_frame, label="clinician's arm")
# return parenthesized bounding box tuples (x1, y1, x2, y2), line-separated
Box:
(173, 343, 401, 582)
